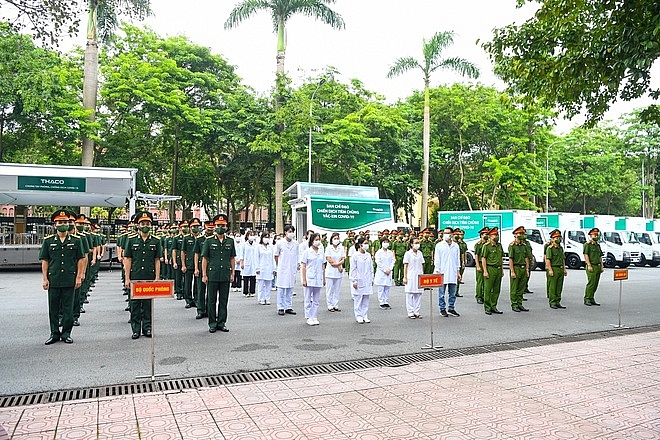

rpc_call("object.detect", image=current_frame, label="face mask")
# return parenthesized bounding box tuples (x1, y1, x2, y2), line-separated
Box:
(140, 226, 151, 234)
(68, 224, 75, 232)
(56, 224, 69, 233)
(362, 243, 370, 251)
(248, 236, 255, 242)
(76, 225, 84, 231)
(492, 236, 499, 243)
(332, 238, 340, 245)
(518, 234, 526, 240)
(216, 228, 226, 235)
(590, 235, 599, 241)
(287, 232, 295, 240)
(554, 237, 561, 244)
(313, 240, 322, 248)
(191, 227, 200, 234)
(84, 226, 90, 232)
(181, 227, 189, 234)
(263, 237, 270, 244)
(382, 242, 389, 249)
(412, 243, 420, 250)
(444, 234, 452, 241)
(170, 230, 177, 235)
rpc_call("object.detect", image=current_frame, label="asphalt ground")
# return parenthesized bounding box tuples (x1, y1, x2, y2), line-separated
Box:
(1, 265, 658, 396)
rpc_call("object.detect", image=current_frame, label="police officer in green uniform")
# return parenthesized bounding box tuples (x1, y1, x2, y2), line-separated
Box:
(342, 231, 355, 272)
(180, 218, 199, 309)
(392, 231, 407, 285)
(39, 210, 86, 345)
(481, 227, 504, 315)
(474, 227, 489, 304)
(522, 234, 534, 294)
(202, 214, 236, 333)
(508, 226, 530, 312)
(454, 229, 467, 297)
(545, 229, 567, 309)
(194, 220, 214, 319)
(420, 229, 434, 274)
(583, 227, 603, 306)
(124, 211, 162, 339)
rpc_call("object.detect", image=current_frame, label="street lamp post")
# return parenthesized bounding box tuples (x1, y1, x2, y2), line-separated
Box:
(308, 79, 325, 183)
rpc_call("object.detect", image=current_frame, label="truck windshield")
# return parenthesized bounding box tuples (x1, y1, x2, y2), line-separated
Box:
(526, 230, 543, 245)
(568, 230, 586, 244)
(604, 232, 622, 245)
(635, 233, 652, 245)
(624, 232, 639, 244)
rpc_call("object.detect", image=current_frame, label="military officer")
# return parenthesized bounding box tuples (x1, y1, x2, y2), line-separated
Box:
(69, 211, 90, 326)
(179, 219, 198, 309)
(123, 211, 162, 339)
(391, 231, 407, 285)
(420, 229, 435, 274)
(171, 221, 186, 300)
(454, 229, 467, 297)
(201, 214, 236, 333)
(508, 226, 530, 312)
(194, 220, 214, 319)
(481, 227, 504, 315)
(39, 209, 86, 345)
(545, 229, 567, 309)
(474, 227, 489, 304)
(583, 227, 604, 306)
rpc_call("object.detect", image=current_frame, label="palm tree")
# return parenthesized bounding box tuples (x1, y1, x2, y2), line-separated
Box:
(387, 31, 479, 229)
(225, 0, 344, 233)
(81, 0, 151, 168)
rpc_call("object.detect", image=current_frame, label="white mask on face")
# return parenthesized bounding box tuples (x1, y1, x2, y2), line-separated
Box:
(313, 240, 321, 248)
(248, 236, 255, 242)
(381, 242, 389, 249)
(262, 237, 269, 244)
(362, 243, 370, 251)
(444, 233, 452, 241)
(412, 243, 420, 250)
(287, 232, 295, 240)
(332, 238, 340, 246)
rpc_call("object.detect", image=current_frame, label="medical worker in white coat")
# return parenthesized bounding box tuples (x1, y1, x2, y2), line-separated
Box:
(374, 236, 395, 309)
(350, 236, 374, 323)
(324, 232, 345, 312)
(434, 227, 462, 317)
(301, 233, 326, 326)
(274, 225, 298, 316)
(241, 230, 258, 297)
(255, 232, 275, 305)
(404, 237, 425, 319)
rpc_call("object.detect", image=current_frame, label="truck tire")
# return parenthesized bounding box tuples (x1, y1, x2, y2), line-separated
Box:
(565, 253, 582, 270)
(618, 262, 630, 268)
(650, 261, 659, 268)
(530, 254, 539, 271)
(634, 254, 647, 267)
(604, 253, 616, 268)
(465, 252, 475, 267)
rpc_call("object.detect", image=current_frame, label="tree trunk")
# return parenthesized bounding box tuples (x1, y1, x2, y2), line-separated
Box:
(273, 19, 287, 234)
(421, 83, 430, 229)
(0, 110, 4, 162)
(456, 127, 473, 210)
(169, 126, 180, 221)
(81, 5, 98, 168)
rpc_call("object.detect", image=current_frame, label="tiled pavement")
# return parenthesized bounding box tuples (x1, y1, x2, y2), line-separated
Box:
(2, 331, 659, 439)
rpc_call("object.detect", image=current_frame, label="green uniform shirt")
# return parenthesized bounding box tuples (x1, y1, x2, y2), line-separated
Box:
(173, 234, 184, 265)
(39, 234, 85, 288)
(194, 235, 208, 271)
(420, 240, 433, 258)
(124, 234, 163, 280)
(481, 242, 504, 267)
(583, 241, 603, 265)
(181, 234, 197, 267)
(202, 235, 236, 282)
(545, 245, 565, 267)
(508, 241, 528, 266)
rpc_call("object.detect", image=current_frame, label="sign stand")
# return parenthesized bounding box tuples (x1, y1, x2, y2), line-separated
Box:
(419, 274, 444, 351)
(610, 269, 629, 329)
(131, 280, 175, 381)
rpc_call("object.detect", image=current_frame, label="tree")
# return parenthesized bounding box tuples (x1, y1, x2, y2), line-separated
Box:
(224, 0, 345, 233)
(484, 0, 660, 126)
(0, 0, 80, 46)
(387, 31, 479, 228)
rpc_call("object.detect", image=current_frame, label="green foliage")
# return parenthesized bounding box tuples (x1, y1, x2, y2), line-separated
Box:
(0, 0, 80, 46)
(484, 0, 660, 125)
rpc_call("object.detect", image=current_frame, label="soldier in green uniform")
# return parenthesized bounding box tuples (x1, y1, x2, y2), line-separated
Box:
(508, 226, 530, 312)
(180, 218, 199, 309)
(474, 227, 489, 304)
(583, 227, 603, 306)
(171, 221, 186, 300)
(545, 229, 567, 309)
(202, 214, 236, 333)
(481, 227, 504, 315)
(164, 225, 176, 281)
(420, 229, 435, 274)
(392, 231, 407, 285)
(522, 234, 534, 295)
(342, 231, 355, 272)
(454, 229, 467, 297)
(39, 210, 87, 345)
(69, 212, 90, 327)
(194, 220, 214, 319)
(124, 211, 162, 339)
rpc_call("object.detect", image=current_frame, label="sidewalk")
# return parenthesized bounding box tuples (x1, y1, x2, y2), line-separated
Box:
(1, 331, 659, 439)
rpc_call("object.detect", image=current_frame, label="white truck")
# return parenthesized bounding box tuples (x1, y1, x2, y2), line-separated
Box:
(580, 215, 640, 268)
(626, 217, 660, 267)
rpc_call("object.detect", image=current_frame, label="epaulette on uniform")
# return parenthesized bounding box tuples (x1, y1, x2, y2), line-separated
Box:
(44, 234, 54, 239)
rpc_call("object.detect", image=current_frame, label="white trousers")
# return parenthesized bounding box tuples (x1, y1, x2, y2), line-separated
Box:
(406, 292, 422, 315)
(353, 294, 370, 320)
(257, 279, 271, 303)
(304, 286, 321, 319)
(376, 285, 391, 305)
(325, 277, 342, 309)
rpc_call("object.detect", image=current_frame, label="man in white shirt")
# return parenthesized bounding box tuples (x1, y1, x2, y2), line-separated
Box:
(434, 227, 462, 317)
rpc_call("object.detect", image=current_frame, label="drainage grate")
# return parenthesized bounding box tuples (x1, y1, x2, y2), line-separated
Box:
(2, 324, 659, 408)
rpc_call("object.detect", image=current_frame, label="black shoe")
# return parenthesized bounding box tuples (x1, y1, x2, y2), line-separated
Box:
(131, 333, 140, 339)
(124, 306, 130, 311)
(62, 337, 73, 344)
(209, 327, 216, 333)
(440, 309, 448, 317)
(512, 307, 521, 312)
(584, 301, 592, 306)
(196, 313, 204, 319)
(219, 326, 229, 332)
(45, 337, 59, 345)
(550, 304, 559, 309)
(556, 304, 566, 309)
(525, 289, 533, 294)
(285, 309, 297, 315)
(184, 304, 192, 309)
(591, 301, 600, 306)
(72, 320, 80, 326)
(492, 309, 503, 314)
(278, 309, 285, 316)
(448, 310, 460, 317)
(83, 299, 89, 304)
(80, 308, 85, 313)
(476, 299, 484, 304)
(177, 296, 184, 300)
(484, 310, 492, 315)
(455, 293, 463, 297)
(143, 330, 152, 338)
(519, 306, 529, 312)
(523, 298, 528, 301)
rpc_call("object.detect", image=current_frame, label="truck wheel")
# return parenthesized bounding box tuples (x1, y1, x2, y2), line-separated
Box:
(565, 253, 581, 270)
(530, 254, 538, 271)
(604, 253, 616, 268)
(650, 261, 659, 268)
(634, 254, 647, 267)
(618, 262, 630, 268)
(465, 252, 475, 267)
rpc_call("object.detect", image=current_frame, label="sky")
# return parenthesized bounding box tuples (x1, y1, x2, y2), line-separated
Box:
(65, 0, 657, 133)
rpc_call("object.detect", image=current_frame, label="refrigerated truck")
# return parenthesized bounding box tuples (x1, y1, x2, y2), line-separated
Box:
(581, 215, 640, 268)
(626, 217, 660, 267)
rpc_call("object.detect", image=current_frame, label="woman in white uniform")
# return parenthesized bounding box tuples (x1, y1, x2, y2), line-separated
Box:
(255, 232, 274, 305)
(404, 237, 425, 318)
(374, 236, 394, 309)
(350, 236, 374, 323)
(324, 232, 345, 312)
(275, 225, 299, 316)
(301, 233, 325, 325)
(232, 232, 243, 292)
(241, 230, 258, 297)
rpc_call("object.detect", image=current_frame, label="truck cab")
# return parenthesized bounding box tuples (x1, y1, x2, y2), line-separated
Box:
(635, 232, 660, 267)
(601, 231, 640, 268)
